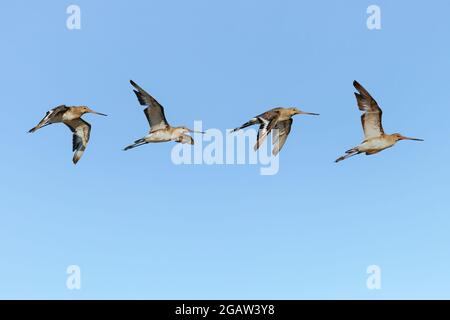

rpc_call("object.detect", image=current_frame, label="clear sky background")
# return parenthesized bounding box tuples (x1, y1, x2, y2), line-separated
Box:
(0, 0, 449, 299)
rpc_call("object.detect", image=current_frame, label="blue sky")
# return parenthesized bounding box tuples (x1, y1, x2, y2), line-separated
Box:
(1, 0, 450, 299)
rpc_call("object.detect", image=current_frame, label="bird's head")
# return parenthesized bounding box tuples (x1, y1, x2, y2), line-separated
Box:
(392, 133, 424, 142)
(79, 106, 107, 117)
(289, 107, 320, 117)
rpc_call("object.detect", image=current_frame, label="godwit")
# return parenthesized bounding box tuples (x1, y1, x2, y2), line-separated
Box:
(123, 80, 204, 151)
(335, 81, 423, 163)
(230, 107, 319, 155)
(29, 105, 107, 164)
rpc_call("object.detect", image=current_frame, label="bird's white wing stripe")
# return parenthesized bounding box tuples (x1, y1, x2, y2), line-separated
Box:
(258, 117, 269, 130)
(42, 108, 58, 122)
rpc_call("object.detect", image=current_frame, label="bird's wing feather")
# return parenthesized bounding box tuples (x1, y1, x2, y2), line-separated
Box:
(143, 106, 169, 132)
(353, 81, 384, 140)
(45, 105, 68, 120)
(254, 111, 280, 151)
(272, 119, 293, 155)
(32, 105, 68, 129)
(64, 118, 91, 164)
(130, 80, 169, 131)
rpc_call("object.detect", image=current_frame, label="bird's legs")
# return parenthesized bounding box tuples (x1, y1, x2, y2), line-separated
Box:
(230, 118, 258, 133)
(123, 133, 173, 151)
(123, 138, 148, 151)
(335, 147, 361, 163)
(28, 121, 52, 133)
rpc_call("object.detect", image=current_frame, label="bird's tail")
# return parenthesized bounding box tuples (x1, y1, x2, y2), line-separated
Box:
(230, 118, 258, 133)
(123, 138, 147, 151)
(335, 147, 360, 163)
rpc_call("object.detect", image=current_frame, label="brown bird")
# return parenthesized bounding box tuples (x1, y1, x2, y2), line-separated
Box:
(124, 80, 204, 151)
(335, 81, 423, 163)
(29, 105, 107, 164)
(231, 107, 319, 155)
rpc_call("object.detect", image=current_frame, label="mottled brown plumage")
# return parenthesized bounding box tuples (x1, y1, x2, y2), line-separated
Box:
(123, 80, 204, 151)
(231, 107, 319, 155)
(335, 81, 423, 163)
(29, 105, 107, 164)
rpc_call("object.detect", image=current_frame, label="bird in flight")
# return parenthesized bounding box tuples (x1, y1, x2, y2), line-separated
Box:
(335, 81, 423, 163)
(29, 105, 107, 164)
(230, 107, 319, 156)
(124, 80, 204, 151)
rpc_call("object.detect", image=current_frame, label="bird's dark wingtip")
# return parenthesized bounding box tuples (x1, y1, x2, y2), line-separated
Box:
(353, 80, 364, 91)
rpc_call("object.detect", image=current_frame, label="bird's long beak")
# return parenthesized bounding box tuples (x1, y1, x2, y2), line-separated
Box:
(89, 109, 108, 116)
(400, 135, 424, 141)
(298, 110, 320, 116)
(188, 129, 205, 134)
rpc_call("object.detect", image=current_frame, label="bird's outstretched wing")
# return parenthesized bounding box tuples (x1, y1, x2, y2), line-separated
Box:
(64, 118, 91, 164)
(130, 80, 169, 132)
(254, 110, 280, 151)
(28, 105, 68, 133)
(353, 81, 384, 140)
(272, 119, 293, 156)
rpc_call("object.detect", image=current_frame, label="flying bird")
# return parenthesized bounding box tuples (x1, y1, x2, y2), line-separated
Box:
(230, 107, 319, 156)
(335, 81, 423, 163)
(124, 80, 204, 151)
(29, 105, 107, 164)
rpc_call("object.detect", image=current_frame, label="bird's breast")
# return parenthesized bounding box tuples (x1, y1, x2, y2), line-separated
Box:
(360, 137, 395, 151)
(150, 130, 172, 139)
